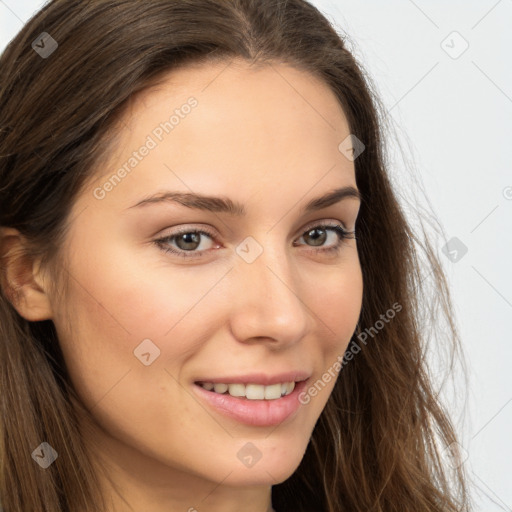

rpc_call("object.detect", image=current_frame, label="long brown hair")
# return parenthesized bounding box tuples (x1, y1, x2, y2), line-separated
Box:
(0, 0, 470, 510)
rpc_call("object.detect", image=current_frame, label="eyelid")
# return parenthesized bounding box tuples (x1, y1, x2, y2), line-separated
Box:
(155, 224, 217, 240)
(299, 218, 350, 234)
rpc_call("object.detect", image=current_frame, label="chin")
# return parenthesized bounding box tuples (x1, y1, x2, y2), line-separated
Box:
(215, 442, 308, 487)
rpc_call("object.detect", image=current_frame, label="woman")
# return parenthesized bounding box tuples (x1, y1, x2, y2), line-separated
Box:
(0, 0, 470, 511)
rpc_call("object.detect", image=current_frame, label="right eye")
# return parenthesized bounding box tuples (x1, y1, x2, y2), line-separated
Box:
(154, 227, 219, 258)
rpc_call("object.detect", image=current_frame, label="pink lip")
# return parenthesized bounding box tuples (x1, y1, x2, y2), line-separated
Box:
(194, 370, 311, 386)
(192, 378, 310, 427)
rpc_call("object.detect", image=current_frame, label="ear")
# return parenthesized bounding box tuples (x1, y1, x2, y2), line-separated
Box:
(0, 227, 53, 321)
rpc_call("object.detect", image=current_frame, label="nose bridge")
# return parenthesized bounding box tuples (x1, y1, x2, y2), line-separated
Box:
(228, 235, 309, 345)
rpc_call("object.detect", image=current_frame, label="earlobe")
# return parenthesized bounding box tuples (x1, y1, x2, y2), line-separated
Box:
(0, 227, 53, 321)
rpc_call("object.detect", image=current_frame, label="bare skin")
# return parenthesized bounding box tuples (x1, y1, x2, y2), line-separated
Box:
(3, 59, 363, 512)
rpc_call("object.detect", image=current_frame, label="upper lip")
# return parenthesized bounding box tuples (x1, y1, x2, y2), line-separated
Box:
(194, 371, 311, 386)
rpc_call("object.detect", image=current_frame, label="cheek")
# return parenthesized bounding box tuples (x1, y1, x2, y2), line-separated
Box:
(292, 255, 362, 413)
(52, 237, 231, 404)
(52, 262, 215, 461)
(310, 254, 363, 346)
(60, 230, 223, 341)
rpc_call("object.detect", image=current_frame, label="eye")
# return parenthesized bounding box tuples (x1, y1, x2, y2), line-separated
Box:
(154, 227, 218, 258)
(154, 223, 356, 259)
(293, 223, 356, 255)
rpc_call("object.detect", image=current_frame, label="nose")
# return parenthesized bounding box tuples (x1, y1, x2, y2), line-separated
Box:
(227, 242, 310, 348)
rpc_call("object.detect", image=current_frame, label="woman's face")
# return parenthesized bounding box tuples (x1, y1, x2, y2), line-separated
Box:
(48, 59, 363, 506)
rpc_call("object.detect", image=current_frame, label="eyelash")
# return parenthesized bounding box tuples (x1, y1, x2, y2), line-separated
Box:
(154, 223, 356, 259)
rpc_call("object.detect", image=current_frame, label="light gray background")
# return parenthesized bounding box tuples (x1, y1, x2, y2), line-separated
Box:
(1, 1, 511, 510)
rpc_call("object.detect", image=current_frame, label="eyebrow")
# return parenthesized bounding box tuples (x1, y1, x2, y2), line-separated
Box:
(127, 186, 361, 215)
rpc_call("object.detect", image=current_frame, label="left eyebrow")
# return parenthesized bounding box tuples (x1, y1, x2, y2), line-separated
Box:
(126, 186, 361, 215)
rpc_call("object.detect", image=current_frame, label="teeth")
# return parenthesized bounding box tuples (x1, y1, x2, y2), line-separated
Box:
(199, 381, 296, 400)
(213, 383, 228, 394)
(264, 383, 282, 400)
(228, 383, 245, 397)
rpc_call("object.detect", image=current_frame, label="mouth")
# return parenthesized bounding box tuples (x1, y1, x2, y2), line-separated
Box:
(192, 376, 310, 427)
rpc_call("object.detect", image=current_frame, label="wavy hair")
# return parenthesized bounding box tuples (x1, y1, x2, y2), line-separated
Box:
(0, 0, 470, 510)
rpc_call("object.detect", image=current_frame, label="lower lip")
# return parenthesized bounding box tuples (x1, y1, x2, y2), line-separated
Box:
(192, 380, 309, 427)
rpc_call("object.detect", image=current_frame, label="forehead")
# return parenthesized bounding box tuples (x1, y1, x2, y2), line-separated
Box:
(84, 59, 356, 216)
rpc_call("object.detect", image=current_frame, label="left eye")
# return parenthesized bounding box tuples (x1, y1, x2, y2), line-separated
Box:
(154, 223, 355, 259)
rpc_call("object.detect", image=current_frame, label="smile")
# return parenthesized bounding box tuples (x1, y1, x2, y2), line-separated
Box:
(197, 381, 296, 400)
(192, 378, 310, 427)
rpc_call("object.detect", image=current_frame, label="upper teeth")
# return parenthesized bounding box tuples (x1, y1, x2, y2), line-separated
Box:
(200, 381, 295, 400)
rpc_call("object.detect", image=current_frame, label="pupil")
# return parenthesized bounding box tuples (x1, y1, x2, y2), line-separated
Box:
(306, 228, 326, 247)
(177, 232, 200, 250)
